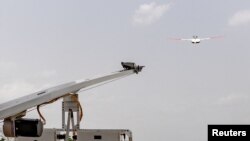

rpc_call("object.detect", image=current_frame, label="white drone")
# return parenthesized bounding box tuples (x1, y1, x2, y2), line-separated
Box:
(169, 35, 223, 44)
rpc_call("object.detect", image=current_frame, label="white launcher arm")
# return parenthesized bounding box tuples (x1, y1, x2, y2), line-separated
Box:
(0, 62, 144, 120)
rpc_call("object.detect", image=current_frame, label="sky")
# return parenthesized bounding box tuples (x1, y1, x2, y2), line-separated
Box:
(0, 0, 250, 141)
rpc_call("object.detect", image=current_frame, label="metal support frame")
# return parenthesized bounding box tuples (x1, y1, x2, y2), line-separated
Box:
(62, 94, 80, 141)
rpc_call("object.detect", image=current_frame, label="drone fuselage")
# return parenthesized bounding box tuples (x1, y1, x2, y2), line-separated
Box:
(191, 38, 201, 44)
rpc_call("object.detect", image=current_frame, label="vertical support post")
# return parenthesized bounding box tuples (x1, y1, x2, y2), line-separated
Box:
(62, 101, 65, 129)
(77, 107, 80, 129)
(65, 109, 71, 140)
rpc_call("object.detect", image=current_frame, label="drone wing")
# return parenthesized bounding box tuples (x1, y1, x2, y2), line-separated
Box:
(200, 35, 224, 41)
(168, 37, 193, 41)
(200, 37, 211, 41)
(180, 38, 193, 41)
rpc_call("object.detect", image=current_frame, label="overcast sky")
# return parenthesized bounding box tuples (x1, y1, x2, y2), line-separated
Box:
(0, 0, 250, 141)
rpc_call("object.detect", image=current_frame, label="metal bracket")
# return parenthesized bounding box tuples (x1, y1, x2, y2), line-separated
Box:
(62, 94, 80, 141)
